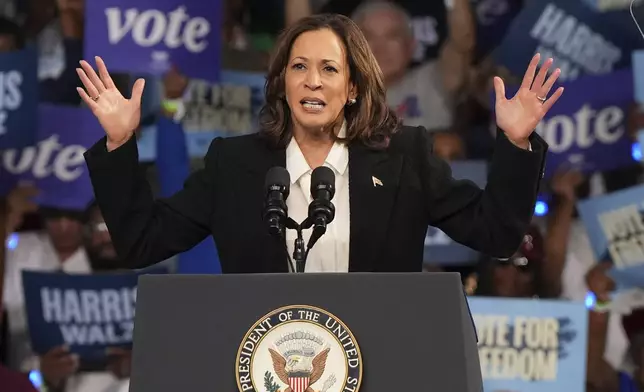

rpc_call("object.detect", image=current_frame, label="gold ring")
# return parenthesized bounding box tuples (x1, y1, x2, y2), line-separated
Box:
(92, 94, 100, 102)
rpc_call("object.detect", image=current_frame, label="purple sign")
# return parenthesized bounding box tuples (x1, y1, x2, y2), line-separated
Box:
(525, 68, 633, 177)
(0, 105, 104, 209)
(84, 0, 221, 81)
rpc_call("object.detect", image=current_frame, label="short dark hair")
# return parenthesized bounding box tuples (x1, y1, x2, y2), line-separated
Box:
(259, 13, 399, 149)
(0, 17, 25, 49)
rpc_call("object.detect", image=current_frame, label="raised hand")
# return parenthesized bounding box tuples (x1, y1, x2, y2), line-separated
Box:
(493, 53, 564, 149)
(76, 57, 146, 151)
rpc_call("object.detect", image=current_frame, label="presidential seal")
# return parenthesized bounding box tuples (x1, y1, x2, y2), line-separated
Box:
(236, 305, 363, 392)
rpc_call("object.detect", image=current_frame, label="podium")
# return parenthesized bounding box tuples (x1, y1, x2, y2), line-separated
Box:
(128, 272, 482, 392)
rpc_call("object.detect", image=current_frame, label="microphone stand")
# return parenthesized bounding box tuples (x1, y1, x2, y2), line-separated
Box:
(285, 217, 307, 273)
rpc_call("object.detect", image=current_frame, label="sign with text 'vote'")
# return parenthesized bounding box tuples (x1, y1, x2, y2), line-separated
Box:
(0, 46, 38, 149)
(469, 297, 588, 392)
(578, 184, 644, 289)
(0, 104, 104, 210)
(22, 269, 167, 360)
(84, 0, 221, 81)
(495, 0, 640, 82)
(509, 68, 633, 178)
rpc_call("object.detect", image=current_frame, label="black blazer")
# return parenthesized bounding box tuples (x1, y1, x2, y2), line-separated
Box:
(84, 126, 547, 273)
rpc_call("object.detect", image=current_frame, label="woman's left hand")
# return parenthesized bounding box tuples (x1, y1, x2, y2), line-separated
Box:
(493, 53, 564, 149)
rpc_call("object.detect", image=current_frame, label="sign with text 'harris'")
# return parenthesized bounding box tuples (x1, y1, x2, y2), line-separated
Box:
(84, 0, 222, 81)
(0, 46, 38, 149)
(495, 0, 640, 82)
(22, 269, 167, 361)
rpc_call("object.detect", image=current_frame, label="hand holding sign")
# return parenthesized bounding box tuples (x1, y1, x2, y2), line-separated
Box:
(76, 57, 145, 151)
(40, 345, 79, 388)
(494, 53, 564, 148)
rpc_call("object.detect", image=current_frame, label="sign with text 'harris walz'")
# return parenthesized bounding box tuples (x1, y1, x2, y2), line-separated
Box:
(494, 0, 640, 82)
(0, 104, 104, 209)
(424, 160, 488, 265)
(181, 70, 266, 157)
(0, 46, 38, 149)
(469, 297, 588, 392)
(21, 269, 167, 361)
(577, 184, 644, 289)
(84, 0, 221, 81)
(531, 68, 634, 178)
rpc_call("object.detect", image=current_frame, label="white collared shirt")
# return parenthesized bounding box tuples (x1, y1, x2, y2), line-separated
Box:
(285, 123, 350, 273)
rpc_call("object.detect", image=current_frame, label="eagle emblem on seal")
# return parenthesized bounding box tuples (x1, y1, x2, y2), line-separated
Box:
(266, 331, 332, 392)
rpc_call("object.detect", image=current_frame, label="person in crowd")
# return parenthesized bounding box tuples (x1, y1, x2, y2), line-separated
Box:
(78, 13, 558, 275)
(351, 2, 454, 130)
(0, 0, 82, 105)
(431, 130, 466, 161)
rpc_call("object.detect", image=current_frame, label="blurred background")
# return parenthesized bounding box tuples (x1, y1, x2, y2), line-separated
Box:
(1, 0, 644, 391)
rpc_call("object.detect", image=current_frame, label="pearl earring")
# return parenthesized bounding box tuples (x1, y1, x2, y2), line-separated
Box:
(348, 98, 357, 106)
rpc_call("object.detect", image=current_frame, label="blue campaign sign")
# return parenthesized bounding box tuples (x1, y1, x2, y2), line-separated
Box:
(468, 297, 588, 392)
(577, 184, 644, 289)
(0, 46, 38, 149)
(22, 269, 167, 360)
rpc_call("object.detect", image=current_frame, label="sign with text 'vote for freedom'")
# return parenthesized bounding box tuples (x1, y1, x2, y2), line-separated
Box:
(22, 269, 167, 360)
(530, 68, 634, 177)
(424, 160, 488, 264)
(495, 0, 640, 82)
(85, 0, 221, 81)
(0, 104, 104, 209)
(0, 46, 38, 149)
(469, 297, 588, 392)
(578, 184, 644, 289)
(181, 70, 266, 157)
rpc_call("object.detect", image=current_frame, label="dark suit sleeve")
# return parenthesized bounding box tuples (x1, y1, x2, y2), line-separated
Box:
(418, 127, 547, 258)
(84, 135, 222, 268)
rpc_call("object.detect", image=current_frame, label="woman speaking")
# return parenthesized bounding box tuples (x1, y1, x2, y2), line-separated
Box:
(77, 14, 561, 274)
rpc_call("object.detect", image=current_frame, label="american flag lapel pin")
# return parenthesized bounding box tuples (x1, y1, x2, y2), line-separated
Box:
(372, 176, 383, 187)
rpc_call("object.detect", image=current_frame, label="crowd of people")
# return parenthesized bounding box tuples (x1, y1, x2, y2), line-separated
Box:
(0, 0, 642, 391)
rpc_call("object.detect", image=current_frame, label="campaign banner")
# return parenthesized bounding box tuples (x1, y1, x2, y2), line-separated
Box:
(181, 70, 266, 157)
(577, 184, 644, 289)
(528, 68, 634, 177)
(634, 50, 644, 104)
(0, 104, 104, 209)
(0, 46, 38, 149)
(495, 0, 640, 82)
(582, 0, 634, 12)
(468, 297, 588, 392)
(425, 161, 488, 265)
(22, 269, 167, 360)
(84, 0, 221, 81)
(470, 0, 525, 60)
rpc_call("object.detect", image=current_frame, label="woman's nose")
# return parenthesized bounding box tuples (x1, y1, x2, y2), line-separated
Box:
(304, 70, 322, 90)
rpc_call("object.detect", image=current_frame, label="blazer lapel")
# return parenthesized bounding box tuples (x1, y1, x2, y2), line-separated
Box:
(348, 144, 402, 272)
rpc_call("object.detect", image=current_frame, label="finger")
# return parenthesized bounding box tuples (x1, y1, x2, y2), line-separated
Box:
(95, 56, 116, 90)
(79, 60, 106, 93)
(532, 57, 553, 91)
(76, 68, 99, 99)
(493, 76, 506, 102)
(76, 87, 99, 112)
(130, 78, 146, 105)
(538, 67, 561, 99)
(520, 53, 541, 90)
(542, 87, 564, 112)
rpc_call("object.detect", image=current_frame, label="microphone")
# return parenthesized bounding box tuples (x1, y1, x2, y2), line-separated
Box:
(263, 167, 290, 237)
(305, 166, 336, 250)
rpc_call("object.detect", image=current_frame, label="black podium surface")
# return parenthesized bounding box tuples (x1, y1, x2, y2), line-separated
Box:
(129, 272, 482, 392)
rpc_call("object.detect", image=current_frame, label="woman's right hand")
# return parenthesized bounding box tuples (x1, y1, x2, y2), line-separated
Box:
(76, 57, 145, 151)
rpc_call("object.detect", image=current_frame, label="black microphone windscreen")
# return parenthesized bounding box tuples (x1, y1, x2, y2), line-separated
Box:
(265, 166, 290, 190)
(310, 166, 335, 194)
